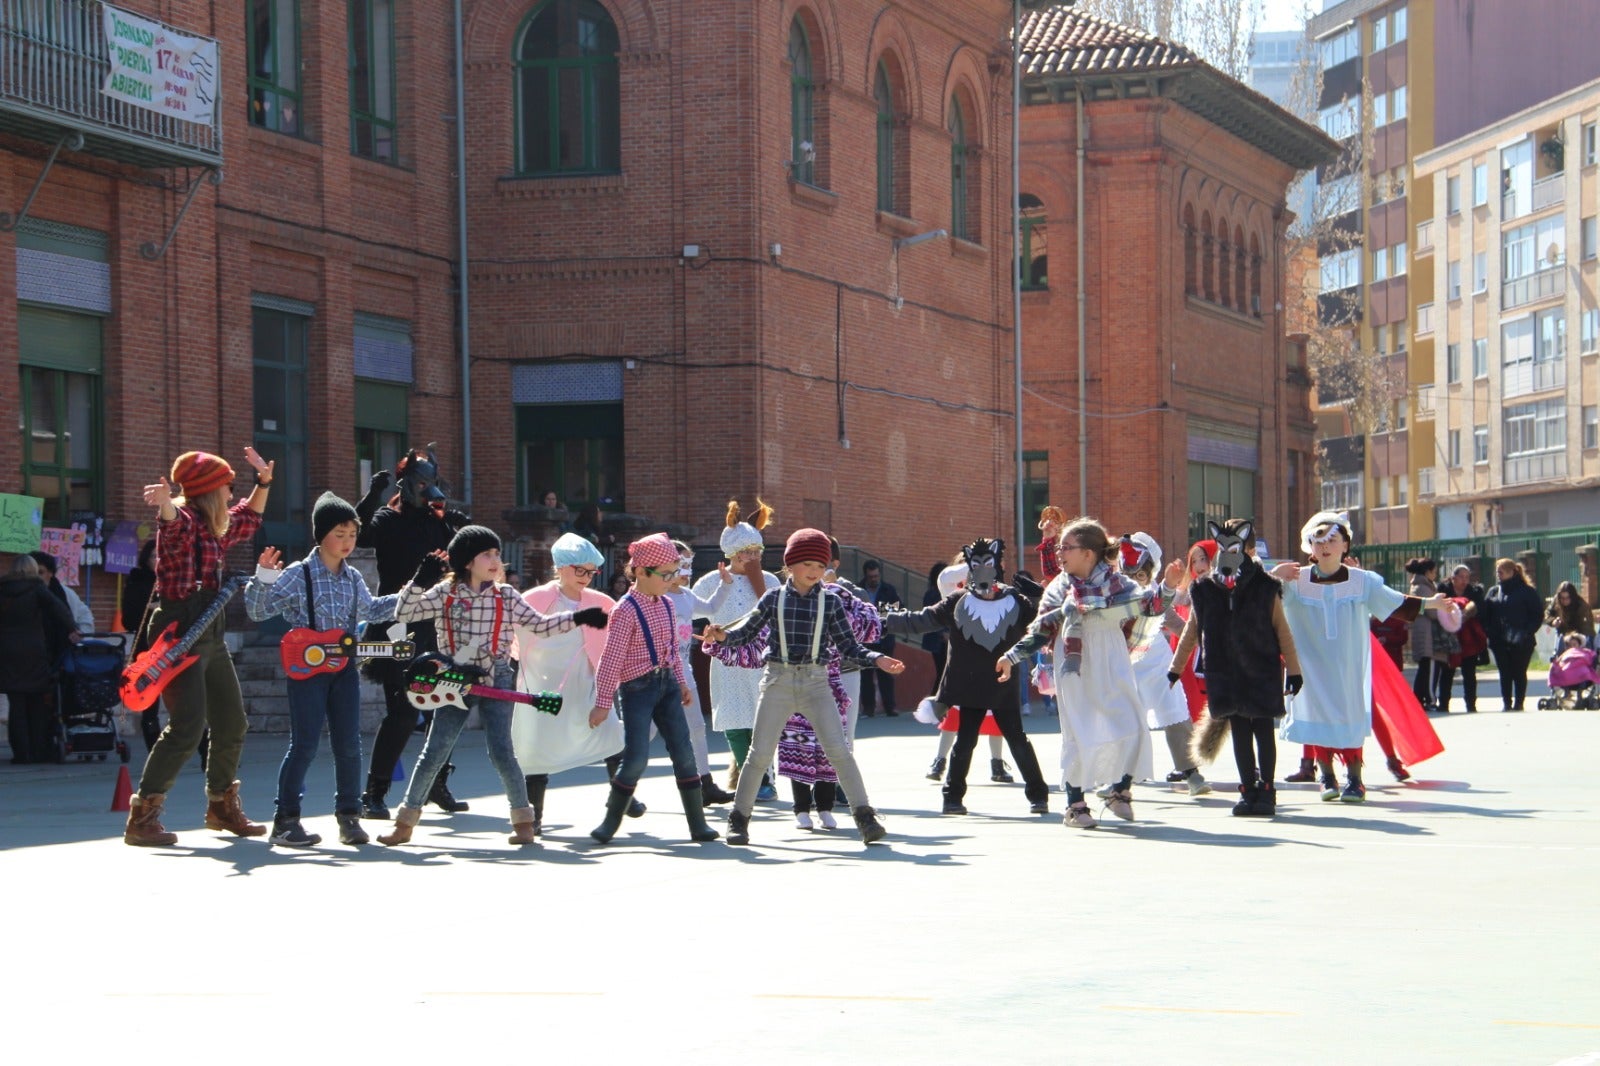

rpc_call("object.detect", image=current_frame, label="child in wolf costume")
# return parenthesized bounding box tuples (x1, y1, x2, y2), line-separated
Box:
(1169, 519, 1302, 817)
(354, 445, 473, 818)
(1267, 512, 1450, 803)
(880, 539, 1051, 817)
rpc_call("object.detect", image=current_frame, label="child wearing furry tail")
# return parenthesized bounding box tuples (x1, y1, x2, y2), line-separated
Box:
(1168, 519, 1301, 817)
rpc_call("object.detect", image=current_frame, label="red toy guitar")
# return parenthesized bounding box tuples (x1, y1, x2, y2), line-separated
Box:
(403, 654, 562, 715)
(280, 629, 417, 680)
(120, 576, 249, 712)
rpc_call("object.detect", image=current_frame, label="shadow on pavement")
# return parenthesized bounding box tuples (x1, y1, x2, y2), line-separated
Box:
(1067, 820, 1340, 848)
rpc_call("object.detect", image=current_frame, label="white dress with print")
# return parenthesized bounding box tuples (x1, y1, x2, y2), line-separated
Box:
(693, 569, 780, 732)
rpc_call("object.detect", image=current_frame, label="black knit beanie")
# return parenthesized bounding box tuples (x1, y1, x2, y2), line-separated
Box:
(448, 525, 501, 576)
(312, 491, 360, 545)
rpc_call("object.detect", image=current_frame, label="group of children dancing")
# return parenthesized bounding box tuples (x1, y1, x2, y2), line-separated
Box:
(119, 445, 1461, 852)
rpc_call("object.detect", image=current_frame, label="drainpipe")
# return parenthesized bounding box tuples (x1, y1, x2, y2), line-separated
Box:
(1013, 0, 1025, 553)
(1075, 85, 1087, 513)
(452, 0, 474, 506)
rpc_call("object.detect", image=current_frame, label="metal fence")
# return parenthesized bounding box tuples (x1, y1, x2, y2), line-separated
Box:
(0, 0, 222, 163)
(1354, 525, 1598, 599)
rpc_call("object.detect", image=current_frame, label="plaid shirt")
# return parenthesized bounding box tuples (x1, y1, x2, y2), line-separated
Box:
(398, 579, 573, 671)
(244, 552, 398, 631)
(154, 501, 262, 601)
(592, 591, 687, 712)
(717, 581, 881, 669)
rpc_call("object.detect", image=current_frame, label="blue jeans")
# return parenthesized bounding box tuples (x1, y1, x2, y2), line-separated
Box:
(275, 664, 363, 817)
(611, 668, 700, 790)
(403, 662, 528, 809)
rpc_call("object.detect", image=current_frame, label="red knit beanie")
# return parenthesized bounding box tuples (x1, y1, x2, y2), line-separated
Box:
(783, 528, 832, 569)
(170, 451, 235, 498)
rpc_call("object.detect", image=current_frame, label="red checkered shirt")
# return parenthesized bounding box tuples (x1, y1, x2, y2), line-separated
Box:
(397, 579, 573, 671)
(154, 501, 263, 601)
(592, 591, 686, 713)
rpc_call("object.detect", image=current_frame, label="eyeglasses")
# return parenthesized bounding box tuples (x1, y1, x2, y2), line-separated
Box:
(643, 566, 677, 579)
(1060, 542, 1089, 553)
(568, 566, 598, 578)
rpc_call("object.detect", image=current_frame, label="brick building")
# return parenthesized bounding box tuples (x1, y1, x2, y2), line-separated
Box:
(2, 0, 1021, 612)
(1014, 9, 1336, 560)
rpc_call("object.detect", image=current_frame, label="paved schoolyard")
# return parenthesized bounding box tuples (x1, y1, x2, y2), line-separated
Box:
(2, 696, 1596, 1066)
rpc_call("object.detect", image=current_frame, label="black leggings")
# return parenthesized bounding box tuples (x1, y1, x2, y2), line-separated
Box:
(1436, 663, 1477, 710)
(1492, 642, 1534, 709)
(791, 780, 837, 813)
(1229, 717, 1278, 788)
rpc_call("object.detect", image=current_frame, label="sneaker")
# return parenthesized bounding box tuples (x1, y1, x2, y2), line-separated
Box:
(1340, 781, 1367, 803)
(1103, 788, 1135, 821)
(817, 810, 837, 830)
(1029, 799, 1049, 815)
(756, 783, 778, 801)
(1320, 777, 1341, 802)
(1184, 770, 1213, 796)
(884, 708, 899, 717)
(1094, 782, 1116, 800)
(926, 757, 947, 782)
(270, 817, 321, 848)
(941, 801, 968, 816)
(990, 760, 1015, 784)
(795, 811, 814, 830)
(1063, 802, 1097, 829)
(336, 813, 369, 846)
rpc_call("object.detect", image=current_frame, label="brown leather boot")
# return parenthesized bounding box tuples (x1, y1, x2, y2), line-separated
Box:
(204, 781, 267, 837)
(508, 806, 538, 845)
(124, 794, 178, 847)
(378, 805, 422, 846)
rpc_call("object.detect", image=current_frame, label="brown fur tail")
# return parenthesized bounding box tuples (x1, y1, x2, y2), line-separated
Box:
(1190, 712, 1231, 766)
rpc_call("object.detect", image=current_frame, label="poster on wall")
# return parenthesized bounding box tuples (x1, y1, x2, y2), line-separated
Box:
(100, 3, 218, 126)
(0, 494, 44, 554)
(103, 521, 144, 575)
(39, 527, 88, 587)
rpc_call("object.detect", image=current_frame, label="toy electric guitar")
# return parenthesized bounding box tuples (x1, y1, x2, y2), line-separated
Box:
(403, 653, 562, 715)
(280, 628, 417, 680)
(120, 576, 249, 711)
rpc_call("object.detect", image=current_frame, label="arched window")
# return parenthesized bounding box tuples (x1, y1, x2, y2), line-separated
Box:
(515, 0, 620, 176)
(950, 95, 970, 239)
(1234, 225, 1248, 313)
(1020, 193, 1047, 290)
(1200, 211, 1215, 300)
(789, 18, 816, 185)
(875, 61, 895, 213)
(1182, 203, 1197, 295)
(1217, 216, 1232, 307)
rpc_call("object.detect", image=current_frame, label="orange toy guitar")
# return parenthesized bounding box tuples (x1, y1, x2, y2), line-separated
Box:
(120, 576, 249, 712)
(280, 629, 417, 680)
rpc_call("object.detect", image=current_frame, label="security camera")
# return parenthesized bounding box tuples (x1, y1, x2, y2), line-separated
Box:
(799, 140, 816, 163)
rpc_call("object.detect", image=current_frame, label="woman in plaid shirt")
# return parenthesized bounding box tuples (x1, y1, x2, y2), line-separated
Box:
(377, 525, 607, 846)
(124, 448, 275, 848)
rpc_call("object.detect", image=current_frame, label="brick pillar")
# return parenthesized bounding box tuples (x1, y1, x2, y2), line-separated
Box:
(1577, 544, 1598, 609)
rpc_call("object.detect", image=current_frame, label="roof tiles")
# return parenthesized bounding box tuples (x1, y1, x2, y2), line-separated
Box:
(1017, 7, 1202, 78)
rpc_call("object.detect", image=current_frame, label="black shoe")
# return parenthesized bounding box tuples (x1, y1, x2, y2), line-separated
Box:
(271, 817, 321, 848)
(336, 813, 370, 845)
(941, 801, 967, 815)
(1232, 785, 1257, 817)
(884, 708, 899, 717)
(1249, 787, 1277, 817)
(1029, 799, 1049, 815)
(1165, 769, 1187, 783)
(926, 757, 947, 781)
(726, 809, 750, 845)
(359, 791, 390, 820)
(626, 797, 647, 818)
(990, 759, 1015, 783)
(428, 765, 469, 813)
(700, 774, 735, 805)
(852, 805, 887, 844)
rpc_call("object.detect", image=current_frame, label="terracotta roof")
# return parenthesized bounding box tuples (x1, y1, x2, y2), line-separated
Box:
(1017, 7, 1202, 78)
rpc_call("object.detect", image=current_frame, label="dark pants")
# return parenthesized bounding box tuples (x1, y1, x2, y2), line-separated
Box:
(1436, 663, 1478, 711)
(275, 664, 363, 817)
(792, 780, 837, 813)
(611, 669, 699, 791)
(1491, 641, 1534, 709)
(5, 689, 56, 764)
(943, 704, 1048, 806)
(136, 592, 248, 797)
(1229, 716, 1278, 786)
(858, 660, 896, 716)
(367, 670, 452, 794)
(1412, 658, 1437, 709)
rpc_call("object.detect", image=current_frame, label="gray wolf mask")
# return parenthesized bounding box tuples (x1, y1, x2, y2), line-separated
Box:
(1206, 520, 1253, 590)
(961, 538, 1006, 598)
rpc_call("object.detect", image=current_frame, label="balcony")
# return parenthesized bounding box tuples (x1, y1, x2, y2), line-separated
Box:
(1417, 465, 1435, 498)
(1502, 264, 1565, 311)
(1416, 384, 1435, 420)
(1504, 450, 1567, 485)
(0, 2, 221, 171)
(1532, 172, 1565, 211)
(1416, 302, 1434, 337)
(1503, 359, 1566, 398)
(1415, 219, 1434, 256)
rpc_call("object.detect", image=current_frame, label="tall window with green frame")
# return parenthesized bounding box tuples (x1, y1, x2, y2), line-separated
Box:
(1019, 193, 1047, 290)
(18, 308, 103, 524)
(788, 18, 815, 186)
(349, 0, 396, 162)
(515, 0, 620, 175)
(1021, 452, 1049, 545)
(248, 0, 301, 135)
(874, 61, 895, 213)
(949, 95, 969, 240)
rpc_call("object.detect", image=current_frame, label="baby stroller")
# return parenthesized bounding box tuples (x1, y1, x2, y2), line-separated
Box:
(1539, 639, 1599, 710)
(56, 633, 131, 762)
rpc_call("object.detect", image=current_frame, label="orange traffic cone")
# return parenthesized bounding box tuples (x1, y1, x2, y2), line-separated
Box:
(110, 765, 133, 812)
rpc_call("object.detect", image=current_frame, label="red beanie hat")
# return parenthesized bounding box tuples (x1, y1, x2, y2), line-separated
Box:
(783, 528, 832, 569)
(170, 451, 235, 498)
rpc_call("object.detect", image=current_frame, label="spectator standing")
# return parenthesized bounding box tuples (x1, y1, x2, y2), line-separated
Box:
(1483, 558, 1544, 712)
(1403, 558, 1447, 712)
(1, 555, 79, 763)
(30, 550, 95, 631)
(1545, 581, 1595, 642)
(858, 560, 899, 717)
(1437, 565, 1488, 714)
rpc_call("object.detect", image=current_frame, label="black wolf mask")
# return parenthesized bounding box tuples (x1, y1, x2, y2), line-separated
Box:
(395, 444, 447, 516)
(961, 538, 1006, 598)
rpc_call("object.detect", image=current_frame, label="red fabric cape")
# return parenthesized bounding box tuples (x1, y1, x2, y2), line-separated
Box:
(1369, 633, 1444, 765)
